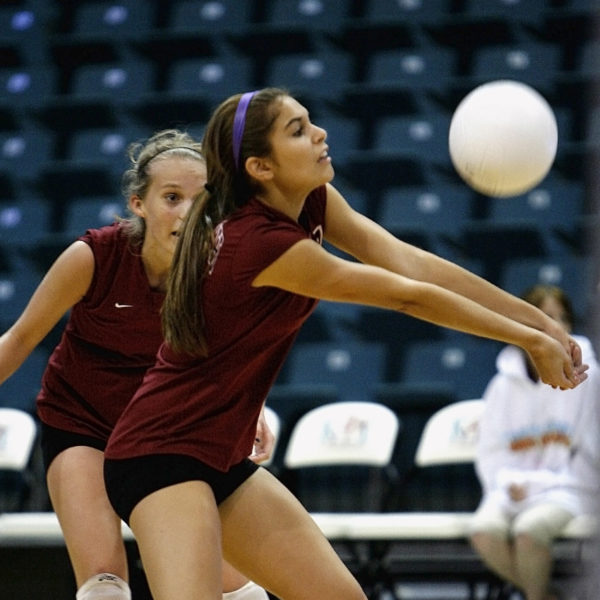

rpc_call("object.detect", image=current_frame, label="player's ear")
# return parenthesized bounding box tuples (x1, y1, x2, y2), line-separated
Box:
(245, 156, 274, 183)
(129, 195, 145, 217)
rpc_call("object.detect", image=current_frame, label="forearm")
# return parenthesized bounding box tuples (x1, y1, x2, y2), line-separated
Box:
(357, 223, 566, 344)
(0, 327, 37, 385)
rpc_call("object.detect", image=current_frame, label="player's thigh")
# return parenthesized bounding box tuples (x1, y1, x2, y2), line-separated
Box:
(46, 446, 127, 584)
(219, 468, 366, 600)
(130, 480, 222, 600)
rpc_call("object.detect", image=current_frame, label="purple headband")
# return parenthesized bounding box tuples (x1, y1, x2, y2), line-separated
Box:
(232, 91, 257, 170)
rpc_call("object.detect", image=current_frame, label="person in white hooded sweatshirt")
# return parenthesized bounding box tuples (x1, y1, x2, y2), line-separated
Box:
(470, 284, 600, 600)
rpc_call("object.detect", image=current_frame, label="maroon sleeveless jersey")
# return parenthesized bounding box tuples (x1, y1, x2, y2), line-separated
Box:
(36, 224, 164, 440)
(106, 186, 327, 470)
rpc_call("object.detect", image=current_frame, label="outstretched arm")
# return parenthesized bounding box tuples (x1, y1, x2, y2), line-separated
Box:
(253, 234, 581, 390)
(0, 241, 94, 385)
(323, 183, 584, 371)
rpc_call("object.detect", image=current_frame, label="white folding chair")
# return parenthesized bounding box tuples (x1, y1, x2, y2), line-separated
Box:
(284, 400, 400, 469)
(283, 400, 401, 597)
(256, 405, 281, 467)
(0, 407, 38, 511)
(415, 399, 484, 467)
(0, 408, 37, 471)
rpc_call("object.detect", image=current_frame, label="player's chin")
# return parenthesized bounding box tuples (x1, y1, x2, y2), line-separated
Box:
(318, 162, 335, 183)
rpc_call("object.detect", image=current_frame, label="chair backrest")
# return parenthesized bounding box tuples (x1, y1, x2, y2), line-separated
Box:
(0, 408, 37, 471)
(258, 405, 281, 467)
(414, 399, 485, 467)
(401, 337, 500, 401)
(285, 341, 387, 402)
(284, 400, 400, 468)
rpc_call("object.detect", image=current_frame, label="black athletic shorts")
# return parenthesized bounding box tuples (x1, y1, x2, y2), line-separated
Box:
(104, 454, 259, 525)
(41, 422, 106, 473)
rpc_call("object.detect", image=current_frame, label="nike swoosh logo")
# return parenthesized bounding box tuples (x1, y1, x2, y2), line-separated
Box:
(115, 303, 133, 308)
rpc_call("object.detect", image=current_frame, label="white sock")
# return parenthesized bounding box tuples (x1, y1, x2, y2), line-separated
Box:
(76, 573, 131, 600)
(222, 580, 269, 600)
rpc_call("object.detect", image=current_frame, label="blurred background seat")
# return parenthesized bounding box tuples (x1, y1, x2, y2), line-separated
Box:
(0, 197, 52, 247)
(66, 127, 144, 182)
(265, 50, 355, 104)
(70, 0, 156, 40)
(0, 127, 55, 197)
(365, 46, 459, 93)
(458, 218, 551, 284)
(166, 55, 254, 110)
(263, 0, 353, 34)
(468, 41, 563, 100)
(377, 182, 474, 259)
(0, 407, 39, 511)
(0, 252, 43, 325)
(0, 350, 48, 415)
(499, 254, 593, 325)
(167, 0, 253, 36)
(63, 196, 125, 238)
(399, 336, 502, 402)
(372, 112, 453, 167)
(0, 66, 57, 114)
(362, 0, 454, 26)
(285, 341, 387, 403)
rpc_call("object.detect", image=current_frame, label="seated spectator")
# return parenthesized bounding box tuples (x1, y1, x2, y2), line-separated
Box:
(470, 284, 600, 600)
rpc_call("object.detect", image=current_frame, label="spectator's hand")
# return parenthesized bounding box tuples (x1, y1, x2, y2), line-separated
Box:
(508, 483, 527, 502)
(528, 333, 587, 390)
(569, 337, 589, 383)
(250, 406, 275, 464)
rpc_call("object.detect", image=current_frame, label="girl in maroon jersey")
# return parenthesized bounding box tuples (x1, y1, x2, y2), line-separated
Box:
(104, 89, 586, 600)
(0, 129, 270, 600)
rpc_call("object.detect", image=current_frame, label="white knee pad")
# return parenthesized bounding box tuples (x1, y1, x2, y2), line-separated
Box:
(76, 573, 131, 600)
(222, 580, 269, 600)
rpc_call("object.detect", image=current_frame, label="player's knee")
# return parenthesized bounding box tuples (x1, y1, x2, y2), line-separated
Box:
(222, 581, 269, 600)
(76, 573, 131, 600)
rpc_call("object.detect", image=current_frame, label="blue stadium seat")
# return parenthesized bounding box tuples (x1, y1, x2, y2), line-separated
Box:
(168, 0, 253, 34)
(0, 4, 51, 64)
(70, 59, 155, 108)
(400, 337, 502, 401)
(365, 47, 458, 92)
(64, 197, 125, 237)
(372, 112, 452, 166)
(585, 104, 600, 147)
(67, 127, 146, 176)
(264, 0, 352, 33)
(0, 127, 55, 184)
(577, 39, 600, 79)
(462, 0, 546, 26)
(354, 308, 446, 382)
(286, 341, 387, 402)
(499, 255, 593, 324)
(469, 42, 562, 95)
(487, 175, 585, 242)
(0, 348, 49, 414)
(459, 219, 550, 284)
(363, 0, 453, 25)
(167, 55, 254, 107)
(0, 254, 42, 325)
(0, 197, 52, 246)
(265, 51, 354, 102)
(0, 66, 57, 111)
(377, 183, 473, 242)
(71, 1, 156, 38)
